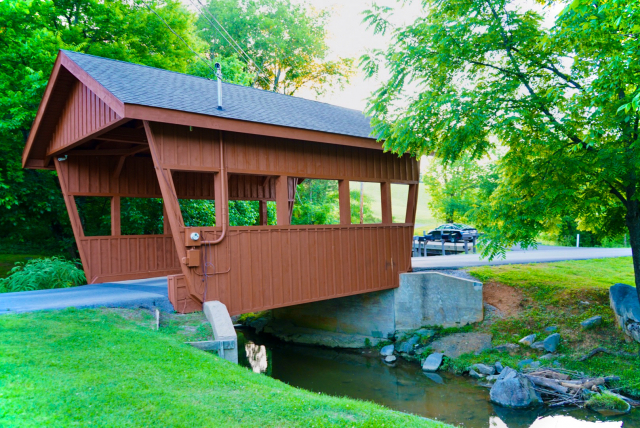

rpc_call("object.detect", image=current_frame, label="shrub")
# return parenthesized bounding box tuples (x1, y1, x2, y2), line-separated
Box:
(0, 257, 86, 293)
(586, 391, 629, 412)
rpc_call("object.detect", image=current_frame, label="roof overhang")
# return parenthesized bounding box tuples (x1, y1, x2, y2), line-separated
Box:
(23, 51, 383, 170)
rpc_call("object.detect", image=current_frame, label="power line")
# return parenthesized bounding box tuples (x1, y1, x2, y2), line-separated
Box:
(188, 0, 272, 88)
(141, 0, 218, 79)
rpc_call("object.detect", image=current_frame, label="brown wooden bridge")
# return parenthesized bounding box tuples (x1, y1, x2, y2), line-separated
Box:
(23, 50, 419, 315)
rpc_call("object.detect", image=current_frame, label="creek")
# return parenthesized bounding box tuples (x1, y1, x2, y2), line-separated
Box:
(237, 329, 639, 428)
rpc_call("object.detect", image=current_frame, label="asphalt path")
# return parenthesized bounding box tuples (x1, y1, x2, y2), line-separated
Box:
(412, 245, 632, 270)
(0, 276, 171, 314)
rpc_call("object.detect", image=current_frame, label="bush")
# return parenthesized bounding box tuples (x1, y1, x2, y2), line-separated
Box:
(586, 391, 629, 412)
(0, 257, 86, 293)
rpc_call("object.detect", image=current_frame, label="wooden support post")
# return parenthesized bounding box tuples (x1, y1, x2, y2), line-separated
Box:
(54, 158, 91, 282)
(380, 181, 392, 224)
(111, 196, 121, 236)
(144, 120, 196, 301)
(214, 171, 223, 228)
(405, 183, 418, 224)
(163, 202, 171, 234)
(338, 179, 351, 225)
(259, 200, 268, 225)
(275, 175, 290, 226)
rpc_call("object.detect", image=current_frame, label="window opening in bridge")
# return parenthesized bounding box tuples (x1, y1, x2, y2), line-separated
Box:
(390, 184, 410, 223)
(178, 199, 216, 227)
(74, 196, 111, 236)
(291, 179, 339, 225)
(121, 197, 164, 235)
(349, 182, 382, 224)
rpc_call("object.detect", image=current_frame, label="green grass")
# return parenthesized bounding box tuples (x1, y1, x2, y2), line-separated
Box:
(586, 391, 630, 411)
(0, 308, 451, 428)
(454, 258, 640, 396)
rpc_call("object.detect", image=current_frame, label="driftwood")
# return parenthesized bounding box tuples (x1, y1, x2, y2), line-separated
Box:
(522, 369, 634, 408)
(578, 347, 639, 361)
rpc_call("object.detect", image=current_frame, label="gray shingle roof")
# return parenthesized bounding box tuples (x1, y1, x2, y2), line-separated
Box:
(63, 50, 375, 140)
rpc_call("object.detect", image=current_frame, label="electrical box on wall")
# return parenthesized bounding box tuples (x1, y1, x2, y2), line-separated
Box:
(184, 228, 202, 246)
(186, 249, 200, 267)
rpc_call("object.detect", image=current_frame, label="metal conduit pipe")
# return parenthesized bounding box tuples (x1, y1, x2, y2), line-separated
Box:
(201, 130, 227, 245)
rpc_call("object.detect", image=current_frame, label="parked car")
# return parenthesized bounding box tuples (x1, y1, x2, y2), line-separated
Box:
(423, 223, 479, 242)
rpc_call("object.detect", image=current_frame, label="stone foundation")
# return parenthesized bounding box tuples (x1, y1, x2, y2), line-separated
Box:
(264, 272, 483, 348)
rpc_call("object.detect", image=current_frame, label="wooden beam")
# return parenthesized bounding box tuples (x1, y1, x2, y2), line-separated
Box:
(405, 183, 418, 224)
(275, 175, 290, 226)
(95, 127, 148, 144)
(111, 196, 121, 236)
(69, 147, 149, 156)
(259, 200, 268, 225)
(126, 104, 384, 151)
(380, 181, 392, 224)
(163, 202, 171, 234)
(144, 120, 197, 301)
(54, 158, 91, 282)
(338, 180, 351, 225)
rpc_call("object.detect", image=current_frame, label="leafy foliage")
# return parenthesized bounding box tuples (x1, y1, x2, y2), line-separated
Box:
(0, 257, 86, 293)
(363, 0, 640, 292)
(291, 179, 339, 225)
(196, 0, 354, 95)
(586, 391, 629, 412)
(422, 154, 498, 224)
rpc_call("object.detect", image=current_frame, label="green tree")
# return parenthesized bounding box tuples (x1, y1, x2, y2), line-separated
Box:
(363, 0, 640, 297)
(422, 154, 498, 224)
(196, 0, 354, 95)
(291, 180, 340, 225)
(0, 0, 205, 254)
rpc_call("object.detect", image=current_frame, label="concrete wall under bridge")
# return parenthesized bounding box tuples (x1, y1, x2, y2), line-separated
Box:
(261, 272, 483, 348)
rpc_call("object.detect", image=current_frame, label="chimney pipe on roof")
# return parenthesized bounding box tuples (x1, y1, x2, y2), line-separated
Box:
(215, 62, 222, 110)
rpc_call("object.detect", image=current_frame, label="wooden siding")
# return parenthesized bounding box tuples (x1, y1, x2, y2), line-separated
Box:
(80, 235, 180, 283)
(176, 224, 413, 316)
(48, 80, 122, 155)
(149, 123, 419, 183)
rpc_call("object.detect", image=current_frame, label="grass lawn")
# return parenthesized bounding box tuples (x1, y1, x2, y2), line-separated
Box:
(444, 257, 640, 396)
(0, 308, 451, 428)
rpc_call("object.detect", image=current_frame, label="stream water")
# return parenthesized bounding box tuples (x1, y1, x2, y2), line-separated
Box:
(237, 329, 639, 428)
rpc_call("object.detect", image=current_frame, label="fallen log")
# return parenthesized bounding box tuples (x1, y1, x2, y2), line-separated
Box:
(578, 347, 639, 361)
(526, 375, 569, 394)
(529, 369, 571, 381)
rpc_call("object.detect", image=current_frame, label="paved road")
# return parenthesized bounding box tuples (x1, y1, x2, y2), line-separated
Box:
(0, 277, 171, 314)
(412, 245, 632, 270)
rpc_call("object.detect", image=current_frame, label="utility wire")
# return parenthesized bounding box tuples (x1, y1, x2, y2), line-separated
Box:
(141, 0, 218, 79)
(188, 0, 272, 88)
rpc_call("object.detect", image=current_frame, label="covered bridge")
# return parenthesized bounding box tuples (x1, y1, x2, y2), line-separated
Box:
(22, 50, 419, 315)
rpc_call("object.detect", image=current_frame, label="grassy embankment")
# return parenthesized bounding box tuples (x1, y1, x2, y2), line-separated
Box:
(0, 308, 451, 428)
(441, 257, 640, 396)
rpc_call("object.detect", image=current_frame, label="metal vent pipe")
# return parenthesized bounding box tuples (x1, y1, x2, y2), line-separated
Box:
(215, 62, 222, 110)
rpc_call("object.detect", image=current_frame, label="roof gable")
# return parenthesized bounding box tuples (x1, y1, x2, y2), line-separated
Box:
(62, 51, 374, 140)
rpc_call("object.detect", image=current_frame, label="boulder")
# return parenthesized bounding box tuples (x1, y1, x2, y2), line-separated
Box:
(395, 335, 420, 354)
(472, 363, 496, 376)
(517, 358, 534, 369)
(530, 341, 546, 350)
(430, 333, 493, 358)
(518, 334, 536, 346)
(416, 328, 436, 339)
(610, 283, 640, 343)
(384, 355, 397, 363)
(581, 315, 603, 330)
(494, 343, 520, 353)
(495, 361, 504, 374)
(380, 344, 395, 357)
(490, 367, 542, 409)
(423, 372, 444, 384)
(422, 352, 444, 372)
(545, 326, 558, 332)
(469, 369, 484, 379)
(543, 333, 561, 353)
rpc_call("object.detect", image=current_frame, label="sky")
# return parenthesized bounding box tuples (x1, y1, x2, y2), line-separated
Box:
(293, 0, 423, 111)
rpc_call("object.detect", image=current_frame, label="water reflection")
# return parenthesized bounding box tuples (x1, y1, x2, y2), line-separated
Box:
(245, 342, 269, 374)
(237, 330, 636, 428)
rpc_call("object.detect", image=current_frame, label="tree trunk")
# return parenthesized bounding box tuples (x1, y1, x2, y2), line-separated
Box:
(626, 198, 640, 303)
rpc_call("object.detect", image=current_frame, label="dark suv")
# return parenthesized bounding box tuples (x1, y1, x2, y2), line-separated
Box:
(424, 223, 479, 242)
